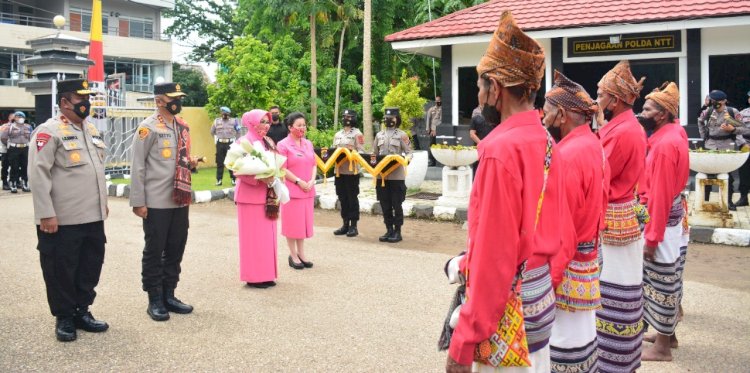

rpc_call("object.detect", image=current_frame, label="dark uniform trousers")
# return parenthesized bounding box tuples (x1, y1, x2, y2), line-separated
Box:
(215, 142, 235, 181)
(335, 174, 360, 221)
(7, 146, 28, 183)
(739, 135, 750, 195)
(141, 207, 189, 292)
(376, 179, 406, 227)
(37, 221, 106, 317)
(1, 153, 9, 185)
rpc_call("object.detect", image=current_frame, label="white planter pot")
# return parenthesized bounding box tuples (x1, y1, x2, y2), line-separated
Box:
(406, 150, 428, 189)
(430, 148, 478, 168)
(689, 151, 749, 174)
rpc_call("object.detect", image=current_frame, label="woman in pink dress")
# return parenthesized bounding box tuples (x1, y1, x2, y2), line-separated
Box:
(277, 112, 317, 270)
(235, 109, 278, 288)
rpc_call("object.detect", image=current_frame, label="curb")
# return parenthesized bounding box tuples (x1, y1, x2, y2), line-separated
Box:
(105, 182, 750, 246)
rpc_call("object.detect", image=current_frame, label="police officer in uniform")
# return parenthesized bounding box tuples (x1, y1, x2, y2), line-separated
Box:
(373, 107, 412, 243)
(1, 111, 32, 193)
(210, 106, 239, 186)
(424, 96, 441, 166)
(130, 82, 198, 322)
(332, 108, 365, 237)
(0, 113, 12, 190)
(698, 89, 746, 209)
(28, 79, 110, 342)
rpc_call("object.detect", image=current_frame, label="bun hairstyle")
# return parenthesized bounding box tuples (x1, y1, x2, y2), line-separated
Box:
(285, 112, 306, 128)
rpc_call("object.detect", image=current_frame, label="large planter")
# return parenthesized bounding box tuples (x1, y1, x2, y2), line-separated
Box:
(430, 148, 478, 168)
(406, 150, 428, 189)
(689, 151, 749, 174)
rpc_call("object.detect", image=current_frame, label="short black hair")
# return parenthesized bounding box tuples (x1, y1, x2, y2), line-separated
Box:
(284, 112, 306, 128)
(269, 105, 280, 111)
(651, 101, 676, 123)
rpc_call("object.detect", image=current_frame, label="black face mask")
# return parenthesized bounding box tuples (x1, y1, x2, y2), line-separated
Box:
(546, 110, 562, 142)
(436, 101, 442, 107)
(271, 114, 280, 122)
(343, 117, 357, 127)
(637, 114, 657, 132)
(222, 114, 229, 119)
(166, 99, 182, 115)
(602, 97, 615, 121)
(67, 98, 91, 119)
(481, 89, 501, 126)
(712, 101, 722, 109)
(385, 117, 397, 128)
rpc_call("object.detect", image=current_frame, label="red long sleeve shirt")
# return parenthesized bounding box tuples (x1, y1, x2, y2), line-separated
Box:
(599, 109, 647, 203)
(548, 125, 610, 287)
(449, 110, 560, 365)
(641, 123, 689, 247)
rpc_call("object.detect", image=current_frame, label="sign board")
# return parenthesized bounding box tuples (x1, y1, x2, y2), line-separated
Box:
(568, 31, 681, 57)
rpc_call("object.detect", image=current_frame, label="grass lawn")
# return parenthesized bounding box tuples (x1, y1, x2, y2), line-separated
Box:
(110, 167, 233, 191)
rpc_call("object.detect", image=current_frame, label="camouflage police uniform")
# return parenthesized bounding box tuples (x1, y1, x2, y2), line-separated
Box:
(332, 109, 365, 236)
(28, 79, 110, 341)
(373, 107, 412, 243)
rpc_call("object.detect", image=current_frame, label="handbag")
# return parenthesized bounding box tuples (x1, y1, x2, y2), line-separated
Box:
(265, 187, 279, 220)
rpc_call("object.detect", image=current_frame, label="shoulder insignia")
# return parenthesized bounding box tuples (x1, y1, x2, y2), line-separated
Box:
(35, 133, 51, 151)
(138, 127, 150, 140)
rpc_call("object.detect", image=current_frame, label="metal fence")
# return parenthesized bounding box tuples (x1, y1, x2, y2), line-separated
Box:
(100, 107, 152, 176)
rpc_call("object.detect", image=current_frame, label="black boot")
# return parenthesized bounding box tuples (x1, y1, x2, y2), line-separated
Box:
(379, 225, 393, 242)
(2, 182, 8, 191)
(736, 194, 749, 207)
(55, 317, 77, 342)
(147, 289, 170, 321)
(388, 226, 403, 243)
(333, 220, 349, 235)
(9, 181, 17, 193)
(164, 288, 193, 314)
(74, 308, 109, 332)
(21, 180, 30, 192)
(346, 220, 359, 237)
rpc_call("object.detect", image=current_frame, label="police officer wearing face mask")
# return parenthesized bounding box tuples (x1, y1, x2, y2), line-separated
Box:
(210, 106, 239, 186)
(0, 111, 32, 192)
(28, 79, 110, 342)
(332, 109, 365, 237)
(373, 107, 412, 243)
(266, 105, 288, 145)
(0, 113, 13, 190)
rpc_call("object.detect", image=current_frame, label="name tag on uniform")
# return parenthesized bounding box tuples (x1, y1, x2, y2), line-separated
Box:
(62, 136, 78, 141)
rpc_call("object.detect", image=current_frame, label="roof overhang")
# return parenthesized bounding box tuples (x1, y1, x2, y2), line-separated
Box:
(390, 15, 750, 58)
(128, 0, 173, 9)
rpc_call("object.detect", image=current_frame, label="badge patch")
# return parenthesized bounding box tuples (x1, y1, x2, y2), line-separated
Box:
(70, 151, 81, 163)
(162, 148, 172, 158)
(138, 127, 150, 140)
(162, 140, 171, 147)
(36, 133, 51, 151)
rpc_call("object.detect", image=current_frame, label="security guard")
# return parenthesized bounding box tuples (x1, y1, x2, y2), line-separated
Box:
(373, 107, 412, 243)
(332, 108, 365, 237)
(1, 111, 32, 192)
(698, 89, 745, 209)
(130, 82, 198, 322)
(28, 79, 109, 342)
(0, 113, 12, 190)
(424, 96, 441, 166)
(210, 106, 239, 186)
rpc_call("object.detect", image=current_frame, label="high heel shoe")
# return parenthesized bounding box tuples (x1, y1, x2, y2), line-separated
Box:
(288, 255, 305, 270)
(299, 258, 313, 268)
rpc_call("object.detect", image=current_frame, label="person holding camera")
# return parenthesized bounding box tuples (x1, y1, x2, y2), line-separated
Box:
(698, 90, 746, 210)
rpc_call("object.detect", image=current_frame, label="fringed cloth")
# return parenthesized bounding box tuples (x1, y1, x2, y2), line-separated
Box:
(602, 199, 641, 246)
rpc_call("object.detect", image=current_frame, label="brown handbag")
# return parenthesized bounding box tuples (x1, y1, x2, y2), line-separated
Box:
(265, 187, 279, 220)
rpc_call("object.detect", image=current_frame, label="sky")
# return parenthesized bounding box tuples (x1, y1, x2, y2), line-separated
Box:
(161, 16, 218, 82)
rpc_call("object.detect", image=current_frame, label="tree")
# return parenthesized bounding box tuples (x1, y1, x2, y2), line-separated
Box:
(172, 63, 209, 107)
(363, 0, 373, 149)
(383, 70, 427, 137)
(163, 0, 247, 62)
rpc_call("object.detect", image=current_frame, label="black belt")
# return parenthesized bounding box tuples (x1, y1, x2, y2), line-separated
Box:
(743, 134, 750, 140)
(708, 134, 734, 140)
(217, 139, 233, 144)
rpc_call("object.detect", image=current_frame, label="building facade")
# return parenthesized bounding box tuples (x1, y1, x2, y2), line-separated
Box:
(386, 0, 750, 140)
(0, 0, 172, 122)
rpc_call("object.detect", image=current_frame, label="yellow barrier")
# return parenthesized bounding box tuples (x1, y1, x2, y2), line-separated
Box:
(315, 148, 409, 186)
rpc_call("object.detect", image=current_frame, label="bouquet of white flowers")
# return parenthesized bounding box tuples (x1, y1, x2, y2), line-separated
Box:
(225, 138, 290, 204)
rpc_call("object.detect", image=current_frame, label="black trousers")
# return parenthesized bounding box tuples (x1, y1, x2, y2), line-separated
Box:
(376, 179, 406, 227)
(7, 146, 28, 183)
(1, 152, 9, 185)
(739, 156, 750, 194)
(37, 221, 106, 317)
(215, 142, 235, 181)
(335, 174, 360, 221)
(141, 207, 189, 292)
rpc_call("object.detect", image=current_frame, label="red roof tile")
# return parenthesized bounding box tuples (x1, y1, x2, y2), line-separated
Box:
(385, 0, 750, 42)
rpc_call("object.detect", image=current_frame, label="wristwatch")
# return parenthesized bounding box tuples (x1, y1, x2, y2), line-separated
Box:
(294, 179, 299, 185)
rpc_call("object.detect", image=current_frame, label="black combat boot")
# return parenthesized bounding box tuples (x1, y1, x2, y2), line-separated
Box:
(55, 317, 77, 342)
(147, 289, 170, 321)
(9, 181, 17, 193)
(21, 180, 30, 192)
(379, 225, 393, 242)
(388, 225, 403, 243)
(346, 220, 359, 237)
(2, 182, 9, 191)
(74, 308, 109, 332)
(164, 288, 193, 314)
(736, 194, 749, 207)
(333, 220, 349, 236)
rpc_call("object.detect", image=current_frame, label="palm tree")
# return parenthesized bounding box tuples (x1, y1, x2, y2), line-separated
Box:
(332, 1, 363, 128)
(362, 0, 373, 148)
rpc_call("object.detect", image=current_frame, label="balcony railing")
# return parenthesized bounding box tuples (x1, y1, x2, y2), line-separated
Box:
(0, 12, 169, 41)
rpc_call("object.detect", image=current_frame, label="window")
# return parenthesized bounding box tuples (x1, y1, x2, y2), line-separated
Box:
(118, 16, 153, 39)
(69, 7, 108, 33)
(102, 59, 155, 92)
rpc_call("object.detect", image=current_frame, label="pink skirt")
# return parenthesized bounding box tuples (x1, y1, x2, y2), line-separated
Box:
(281, 197, 314, 239)
(237, 203, 278, 283)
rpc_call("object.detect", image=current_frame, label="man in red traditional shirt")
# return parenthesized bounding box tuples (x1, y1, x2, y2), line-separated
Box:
(446, 11, 558, 373)
(543, 71, 609, 373)
(594, 60, 648, 373)
(637, 82, 689, 362)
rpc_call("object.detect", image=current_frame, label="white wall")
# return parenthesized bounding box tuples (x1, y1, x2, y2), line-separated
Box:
(701, 25, 750, 98)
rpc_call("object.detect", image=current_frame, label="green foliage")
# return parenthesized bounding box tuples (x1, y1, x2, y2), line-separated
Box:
(163, 1, 247, 62)
(383, 70, 427, 136)
(306, 126, 338, 149)
(172, 63, 208, 107)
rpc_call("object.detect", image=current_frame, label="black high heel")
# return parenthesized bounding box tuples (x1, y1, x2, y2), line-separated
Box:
(299, 258, 313, 268)
(288, 255, 304, 270)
